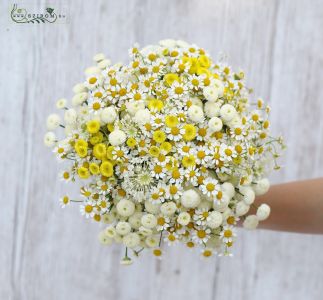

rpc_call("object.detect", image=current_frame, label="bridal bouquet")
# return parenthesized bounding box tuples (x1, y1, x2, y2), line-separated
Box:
(45, 40, 284, 264)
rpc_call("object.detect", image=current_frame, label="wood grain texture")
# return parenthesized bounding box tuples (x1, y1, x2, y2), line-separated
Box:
(0, 0, 322, 299)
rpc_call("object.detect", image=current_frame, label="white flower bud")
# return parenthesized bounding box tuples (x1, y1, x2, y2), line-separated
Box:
(213, 194, 230, 212)
(102, 213, 115, 224)
(109, 129, 126, 146)
(240, 186, 256, 205)
(141, 214, 157, 229)
(84, 66, 100, 76)
(177, 212, 191, 225)
(73, 83, 87, 94)
(221, 182, 235, 199)
(101, 106, 117, 124)
(256, 203, 271, 221)
(104, 226, 116, 238)
(220, 104, 237, 122)
(116, 199, 135, 217)
(160, 202, 177, 216)
(145, 201, 160, 214)
(243, 215, 259, 230)
(227, 116, 242, 129)
(181, 189, 201, 208)
(123, 233, 140, 248)
(128, 212, 143, 229)
(203, 86, 219, 102)
(56, 98, 67, 109)
(126, 100, 145, 115)
(115, 221, 131, 235)
(197, 201, 212, 210)
(206, 211, 223, 229)
(46, 114, 61, 130)
(93, 53, 105, 62)
(176, 40, 190, 47)
(72, 92, 88, 106)
(139, 226, 153, 236)
(44, 131, 56, 147)
(97, 59, 111, 69)
(134, 109, 151, 125)
(159, 39, 177, 47)
(204, 101, 221, 118)
(208, 117, 223, 132)
(190, 97, 203, 107)
(145, 236, 159, 248)
(64, 109, 77, 124)
(235, 201, 250, 216)
(188, 105, 204, 123)
(253, 178, 270, 196)
(98, 231, 113, 245)
(214, 79, 224, 97)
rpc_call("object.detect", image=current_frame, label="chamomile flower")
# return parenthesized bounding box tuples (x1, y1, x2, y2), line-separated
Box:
(165, 184, 183, 200)
(166, 125, 185, 141)
(80, 202, 95, 218)
(164, 232, 179, 246)
(59, 196, 70, 208)
(200, 178, 220, 198)
(220, 225, 236, 243)
(195, 145, 212, 165)
(192, 227, 211, 244)
(220, 144, 237, 162)
(193, 209, 210, 226)
(184, 166, 200, 186)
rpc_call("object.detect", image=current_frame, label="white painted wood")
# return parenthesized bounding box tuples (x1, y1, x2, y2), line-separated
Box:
(0, 0, 322, 299)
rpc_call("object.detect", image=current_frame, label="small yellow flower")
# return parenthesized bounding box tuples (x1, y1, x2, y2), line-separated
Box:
(164, 73, 179, 86)
(75, 145, 87, 158)
(153, 130, 166, 143)
(100, 161, 114, 177)
(198, 55, 211, 68)
(106, 146, 115, 160)
(75, 139, 88, 148)
(182, 155, 196, 168)
(78, 167, 90, 179)
(93, 143, 106, 160)
(86, 120, 100, 134)
(183, 124, 197, 141)
(160, 142, 172, 154)
(89, 163, 100, 175)
(188, 57, 199, 74)
(149, 146, 160, 157)
(90, 132, 103, 145)
(153, 248, 162, 257)
(148, 99, 164, 112)
(165, 115, 179, 128)
(126, 137, 137, 148)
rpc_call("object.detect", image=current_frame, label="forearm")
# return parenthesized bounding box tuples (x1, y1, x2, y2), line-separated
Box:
(256, 178, 323, 234)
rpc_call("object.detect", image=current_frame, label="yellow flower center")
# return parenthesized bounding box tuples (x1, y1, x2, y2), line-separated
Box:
(197, 230, 206, 239)
(206, 183, 215, 192)
(85, 205, 93, 213)
(175, 86, 184, 94)
(157, 217, 165, 225)
(168, 234, 176, 242)
(169, 185, 178, 195)
(89, 77, 97, 84)
(225, 148, 232, 156)
(224, 230, 232, 238)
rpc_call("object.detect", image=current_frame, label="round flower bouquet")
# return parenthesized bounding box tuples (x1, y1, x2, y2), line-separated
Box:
(45, 39, 284, 264)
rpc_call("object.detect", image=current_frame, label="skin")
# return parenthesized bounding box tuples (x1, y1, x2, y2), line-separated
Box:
(255, 178, 323, 234)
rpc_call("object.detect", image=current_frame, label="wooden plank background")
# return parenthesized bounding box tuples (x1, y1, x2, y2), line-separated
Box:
(1, 0, 323, 299)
